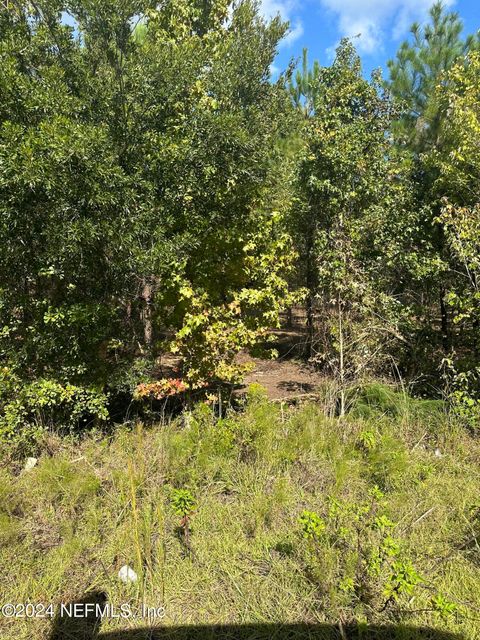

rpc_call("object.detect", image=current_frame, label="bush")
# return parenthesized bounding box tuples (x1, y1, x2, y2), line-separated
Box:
(0, 371, 108, 451)
(299, 488, 421, 612)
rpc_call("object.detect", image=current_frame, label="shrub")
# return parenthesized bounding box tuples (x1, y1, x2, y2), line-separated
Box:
(299, 488, 421, 612)
(0, 375, 109, 451)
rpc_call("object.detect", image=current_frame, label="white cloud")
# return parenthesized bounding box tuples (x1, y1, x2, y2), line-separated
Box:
(283, 19, 305, 45)
(318, 0, 456, 55)
(270, 63, 280, 77)
(259, 0, 304, 47)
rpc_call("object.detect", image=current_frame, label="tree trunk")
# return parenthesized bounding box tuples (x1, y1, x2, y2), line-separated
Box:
(338, 296, 346, 418)
(305, 294, 314, 359)
(305, 236, 315, 359)
(440, 287, 449, 352)
(142, 281, 153, 348)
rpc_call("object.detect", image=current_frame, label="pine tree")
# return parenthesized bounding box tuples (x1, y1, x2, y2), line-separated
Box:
(387, 2, 480, 357)
(386, 1, 479, 151)
(288, 48, 321, 118)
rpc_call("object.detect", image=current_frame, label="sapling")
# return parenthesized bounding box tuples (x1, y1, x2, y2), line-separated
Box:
(299, 488, 425, 611)
(358, 430, 376, 452)
(170, 489, 195, 547)
(382, 560, 422, 610)
(298, 510, 327, 586)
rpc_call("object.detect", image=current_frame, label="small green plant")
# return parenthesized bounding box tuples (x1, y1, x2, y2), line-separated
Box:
(300, 487, 423, 612)
(170, 488, 196, 546)
(358, 430, 376, 451)
(246, 383, 269, 405)
(383, 560, 422, 609)
(431, 594, 458, 619)
(299, 510, 325, 540)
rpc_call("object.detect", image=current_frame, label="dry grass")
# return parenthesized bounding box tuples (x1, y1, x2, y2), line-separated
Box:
(0, 384, 479, 639)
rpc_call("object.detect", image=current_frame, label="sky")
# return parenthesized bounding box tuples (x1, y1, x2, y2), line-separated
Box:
(262, 0, 479, 78)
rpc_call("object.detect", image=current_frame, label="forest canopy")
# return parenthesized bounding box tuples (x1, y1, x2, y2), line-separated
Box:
(0, 0, 479, 445)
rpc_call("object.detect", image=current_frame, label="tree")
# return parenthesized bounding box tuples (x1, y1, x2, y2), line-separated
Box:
(386, 1, 479, 151)
(0, 0, 296, 440)
(288, 48, 321, 118)
(433, 52, 480, 329)
(428, 52, 480, 423)
(293, 41, 408, 414)
(386, 1, 480, 361)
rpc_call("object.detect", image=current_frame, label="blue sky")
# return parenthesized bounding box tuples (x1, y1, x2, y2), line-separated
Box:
(263, 0, 479, 77)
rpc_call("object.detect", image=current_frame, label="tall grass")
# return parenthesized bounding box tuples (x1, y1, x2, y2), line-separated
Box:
(0, 383, 478, 639)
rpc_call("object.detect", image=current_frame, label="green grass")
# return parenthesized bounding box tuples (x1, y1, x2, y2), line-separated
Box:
(0, 384, 479, 639)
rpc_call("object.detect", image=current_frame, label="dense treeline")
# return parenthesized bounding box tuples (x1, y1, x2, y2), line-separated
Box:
(0, 0, 479, 444)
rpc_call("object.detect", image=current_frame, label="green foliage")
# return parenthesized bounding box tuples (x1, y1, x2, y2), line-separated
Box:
(0, 393, 478, 635)
(1, 2, 480, 632)
(0, 0, 479, 439)
(0, 0, 296, 437)
(442, 360, 480, 432)
(170, 488, 196, 520)
(431, 594, 458, 619)
(299, 488, 422, 611)
(386, 1, 479, 150)
(298, 510, 325, 540)
(366, 435, 409, 490)
(0, 369, 108, 450)
(245, 382, 270, 405)
(2, 0, 479, 437)
(384, 560, 422, 603)
(170, 487, 195, 546)
(33, 457, 101, 510)
(426, 53, 480, 424)
(384, 4, 480, 388)
(291, 40, 415, 409)
(352, 384, 410, 418)
(288, 48, 321, 117)
(358, 430, 376, 452)
(350, 383, 444, 422)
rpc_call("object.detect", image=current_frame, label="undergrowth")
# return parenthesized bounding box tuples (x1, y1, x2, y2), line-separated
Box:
(0, 383, 479, 639)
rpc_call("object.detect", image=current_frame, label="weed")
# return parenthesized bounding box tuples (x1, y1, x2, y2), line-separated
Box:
(170, 488, 195, 547)
(431, 594, 458, 620)
(32, 457, 100, 511)
(299, 510, 325, 540)
(0, 389, 478, 639)
(382, 560, 422, 609)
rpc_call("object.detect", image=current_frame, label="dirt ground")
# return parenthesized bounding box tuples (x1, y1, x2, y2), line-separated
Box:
(240, 326, 324, 400)
(158, 316, 325, 402)
(243, 356, 322, 400)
